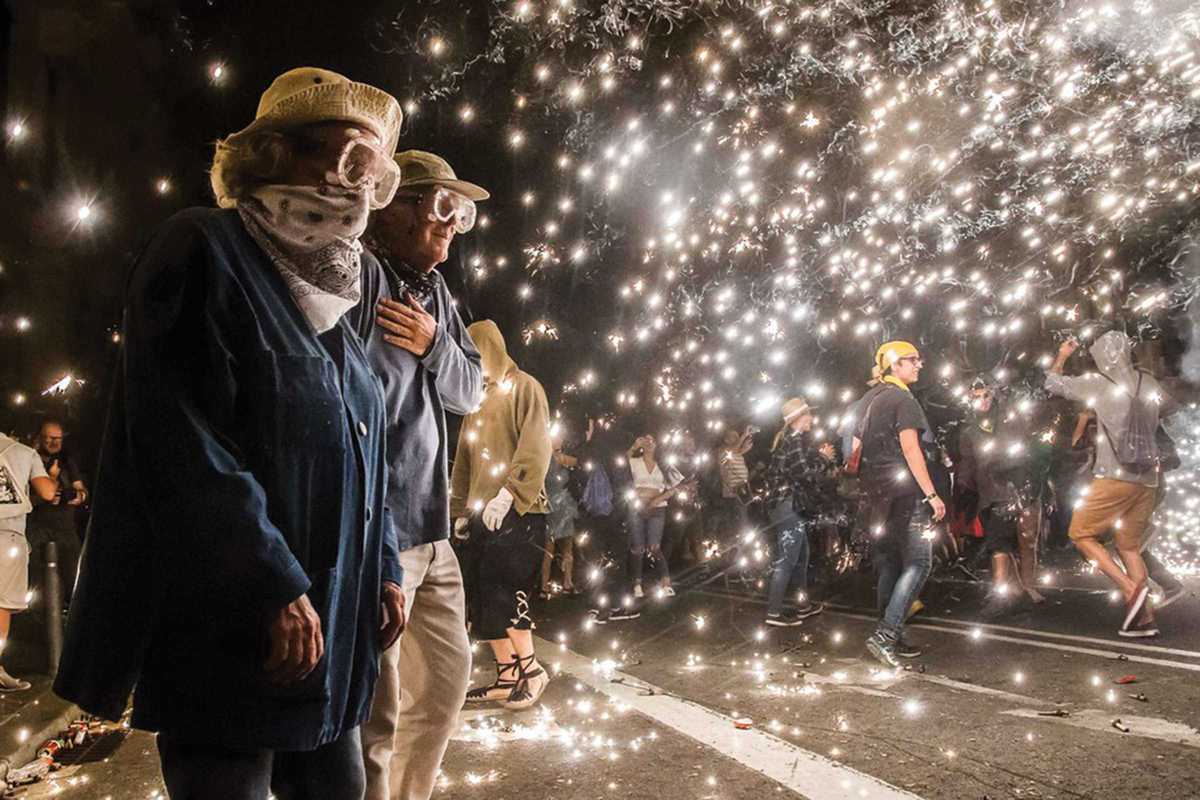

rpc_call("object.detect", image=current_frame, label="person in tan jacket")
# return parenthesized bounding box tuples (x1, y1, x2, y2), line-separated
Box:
(451, 320, 552, 710)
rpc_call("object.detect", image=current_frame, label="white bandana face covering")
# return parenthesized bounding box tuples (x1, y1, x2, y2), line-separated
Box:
(239, 184, 372, 334)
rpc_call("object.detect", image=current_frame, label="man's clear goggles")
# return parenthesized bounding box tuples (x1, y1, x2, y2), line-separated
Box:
(400, 187, 477, 234)
(326, 135, 401, 209)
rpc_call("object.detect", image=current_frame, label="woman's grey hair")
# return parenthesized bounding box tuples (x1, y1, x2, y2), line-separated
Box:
(209, 129, 299, 209)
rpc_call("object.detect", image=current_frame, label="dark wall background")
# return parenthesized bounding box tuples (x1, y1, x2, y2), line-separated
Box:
(0, 0, 611, 470)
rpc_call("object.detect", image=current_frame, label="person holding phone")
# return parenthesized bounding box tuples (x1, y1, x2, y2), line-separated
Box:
(626, 435, 693, 600)
(762, 398, 836, 626)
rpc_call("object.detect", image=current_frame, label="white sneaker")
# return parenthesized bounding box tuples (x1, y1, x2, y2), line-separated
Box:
(633, 584, 644, 599)
(660, 586, 676, 597)
(0, 667, 30, 692)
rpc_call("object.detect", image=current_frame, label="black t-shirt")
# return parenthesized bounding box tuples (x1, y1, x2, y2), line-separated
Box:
(29, 452, 83, 531)
(858, 384, 930, 496)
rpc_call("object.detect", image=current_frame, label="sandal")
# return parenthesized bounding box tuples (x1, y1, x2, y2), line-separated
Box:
(465, 660, 519, 703)
(501, 653, 549, 711)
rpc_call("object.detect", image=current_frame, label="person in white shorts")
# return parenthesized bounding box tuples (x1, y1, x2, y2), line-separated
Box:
(0, 432, 57, 691)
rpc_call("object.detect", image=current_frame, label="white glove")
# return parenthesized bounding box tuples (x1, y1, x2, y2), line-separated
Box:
(453, 517, 470, 540)
(482, 487, 515, 532)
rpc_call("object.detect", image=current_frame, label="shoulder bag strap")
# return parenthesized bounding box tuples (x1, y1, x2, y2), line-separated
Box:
(854, 386, 889, 439)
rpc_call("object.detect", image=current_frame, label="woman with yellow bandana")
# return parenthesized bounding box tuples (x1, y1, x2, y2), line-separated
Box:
(852, 341, 945, 668)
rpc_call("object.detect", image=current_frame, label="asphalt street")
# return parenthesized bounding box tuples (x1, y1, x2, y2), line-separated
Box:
(10, 561, 1199, 800)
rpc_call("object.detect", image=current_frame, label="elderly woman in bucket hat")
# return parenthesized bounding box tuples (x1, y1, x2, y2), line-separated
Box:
(55, 68, 405, 799)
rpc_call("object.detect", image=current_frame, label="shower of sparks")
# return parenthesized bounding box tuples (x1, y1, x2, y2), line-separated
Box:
(391, 0, 1200, 573)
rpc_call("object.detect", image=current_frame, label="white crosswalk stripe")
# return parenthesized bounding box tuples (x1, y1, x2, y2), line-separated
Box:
(535, 635, 926, 800)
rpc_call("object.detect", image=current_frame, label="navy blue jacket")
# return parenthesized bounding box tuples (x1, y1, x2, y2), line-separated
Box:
(360, 257, 482, 551)
(53, 208, 401, 751)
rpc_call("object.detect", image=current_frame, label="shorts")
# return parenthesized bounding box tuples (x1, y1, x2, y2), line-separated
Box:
(980, 506, 1018, 555)
(0, 531, 30, 611)
(467, 510, 546, 641)
(1068, 478, 1156, 551)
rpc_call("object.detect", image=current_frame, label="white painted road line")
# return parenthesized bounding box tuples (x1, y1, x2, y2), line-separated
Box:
(930, 575, 1108, 596)
(1004, 708, 1200, 749)
(535, 636, 926, 800)
(693, 589, 1200, 674)
(913, 674, 1058, 707)
(903, 620, 1200, 673)
(829, 605, 1200, 674)
(893, 610, 1200, 660)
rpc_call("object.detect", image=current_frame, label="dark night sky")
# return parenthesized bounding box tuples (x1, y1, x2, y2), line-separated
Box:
(0, 0, 613, 465)
(2, 0, 1196, 473)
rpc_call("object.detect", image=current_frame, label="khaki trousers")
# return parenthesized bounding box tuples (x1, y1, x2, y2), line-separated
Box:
(363, 540, 471, 800)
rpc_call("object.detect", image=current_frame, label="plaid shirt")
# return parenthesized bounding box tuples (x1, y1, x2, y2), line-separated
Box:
(764, 430, 838, 519)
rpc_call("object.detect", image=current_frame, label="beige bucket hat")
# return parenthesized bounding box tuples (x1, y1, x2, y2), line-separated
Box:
(393, 150, 490, 201)
(781, 397, 812, 422)
(224, 67, 403, 156)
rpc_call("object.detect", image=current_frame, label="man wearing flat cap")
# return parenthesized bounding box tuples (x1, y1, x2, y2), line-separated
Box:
(358, 151, 486, 800)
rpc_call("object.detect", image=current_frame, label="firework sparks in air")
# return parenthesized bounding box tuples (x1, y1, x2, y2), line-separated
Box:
(384, 0, 1200, 572)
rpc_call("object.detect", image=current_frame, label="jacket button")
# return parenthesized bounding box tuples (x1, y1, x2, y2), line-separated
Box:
(358, 421, 368, 436)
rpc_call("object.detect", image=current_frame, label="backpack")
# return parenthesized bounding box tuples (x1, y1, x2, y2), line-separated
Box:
(1098, 372, 1159, 474)
(844, 385, 890, 476)
(580, 463, 614, 517)
(1156, 424, 1181, 472)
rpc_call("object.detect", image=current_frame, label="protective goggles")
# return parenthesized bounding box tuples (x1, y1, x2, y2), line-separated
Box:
(398, 187, 477, 233)
(322, 132, 401, 209)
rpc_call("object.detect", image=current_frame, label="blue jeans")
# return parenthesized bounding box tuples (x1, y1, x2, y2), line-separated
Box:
(767, 521, 810, 615)
(583, 513, 626, 610)
(628, 508, 668, 587)
(872, 494, 933, 642)
(709, 501, 749, 540)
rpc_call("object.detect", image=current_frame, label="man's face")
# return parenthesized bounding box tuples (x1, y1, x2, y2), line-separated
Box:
(892, 354, 923, 385)
(372, 188, 456, 272)
(39, 424, 63, 455)
(972, 388, 993, 413)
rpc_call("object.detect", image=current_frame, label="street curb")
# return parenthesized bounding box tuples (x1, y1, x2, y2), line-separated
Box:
(0, 684, 79, 774)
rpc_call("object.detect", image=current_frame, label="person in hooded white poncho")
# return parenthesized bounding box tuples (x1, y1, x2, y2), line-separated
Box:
(1045, 331, 1166, 638)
